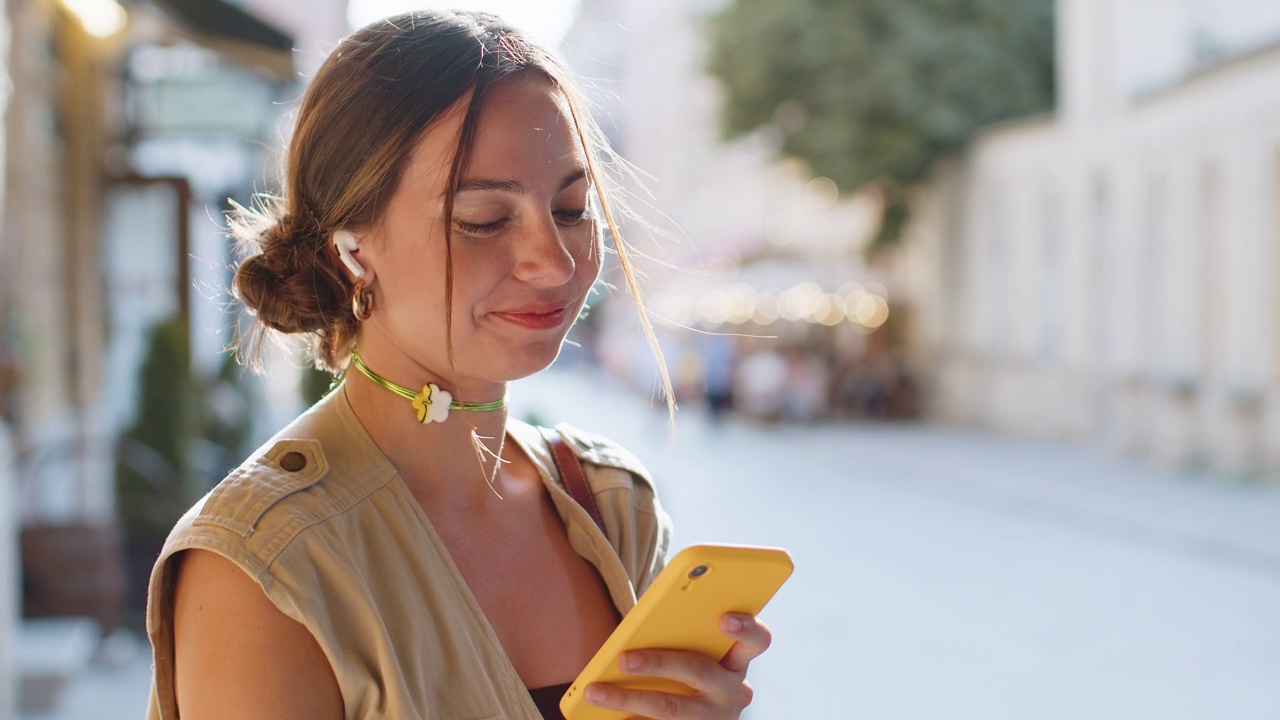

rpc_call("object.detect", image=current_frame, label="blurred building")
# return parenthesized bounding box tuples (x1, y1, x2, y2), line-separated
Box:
(0, 4, 15, 713)
(563, 0, 912, 420)
(901, 0, 1280, 477)
(1, 0, 345, 715)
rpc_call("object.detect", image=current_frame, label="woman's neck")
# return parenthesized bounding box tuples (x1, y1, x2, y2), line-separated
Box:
(340, 347, 511, 507)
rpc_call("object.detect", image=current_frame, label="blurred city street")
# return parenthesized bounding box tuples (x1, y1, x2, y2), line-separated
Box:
(22, 365, 1280, 719)
(512, 368, 1280, 720)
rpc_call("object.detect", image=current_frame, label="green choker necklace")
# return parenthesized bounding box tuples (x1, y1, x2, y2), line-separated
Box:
(349, 349, 507, 424)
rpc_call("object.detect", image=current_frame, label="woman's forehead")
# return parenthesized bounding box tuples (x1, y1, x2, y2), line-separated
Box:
(471, 86, 583, 166)
(400, 78, 585, 195)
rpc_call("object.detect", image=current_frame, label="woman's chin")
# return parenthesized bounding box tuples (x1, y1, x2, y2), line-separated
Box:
(494, 344, 567, 383)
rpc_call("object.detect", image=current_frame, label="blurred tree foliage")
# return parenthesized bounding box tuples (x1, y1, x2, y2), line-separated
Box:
(705, 0, 1055, 251)
(202, 352, 259, 479)
(115, 317, 197, 544)
(115, 320, 260, 543)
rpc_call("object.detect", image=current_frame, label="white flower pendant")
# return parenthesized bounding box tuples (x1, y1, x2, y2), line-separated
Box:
(412, 383, 453, 424)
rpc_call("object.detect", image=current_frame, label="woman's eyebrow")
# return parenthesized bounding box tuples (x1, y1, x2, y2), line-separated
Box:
(557, 169, 588, 191)
(454, 169, 588, 195)
(456, 178, 523, 194)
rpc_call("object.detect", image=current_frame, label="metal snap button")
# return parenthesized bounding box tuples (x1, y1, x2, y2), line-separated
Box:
(280, 451, 307, 472)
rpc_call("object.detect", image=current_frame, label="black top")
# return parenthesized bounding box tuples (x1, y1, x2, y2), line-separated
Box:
(528, 683, 573, 720)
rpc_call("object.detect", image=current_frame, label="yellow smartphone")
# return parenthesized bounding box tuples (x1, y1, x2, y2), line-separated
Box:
(559, 543, 794, 720)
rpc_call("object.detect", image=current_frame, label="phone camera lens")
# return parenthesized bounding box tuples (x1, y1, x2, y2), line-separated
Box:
(689, 565, 709, 579)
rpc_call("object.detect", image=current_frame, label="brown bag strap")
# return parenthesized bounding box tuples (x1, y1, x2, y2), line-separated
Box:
(540, 428, 607, 537)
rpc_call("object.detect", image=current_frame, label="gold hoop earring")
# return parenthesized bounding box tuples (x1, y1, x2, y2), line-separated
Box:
(352, 280, 374, 321)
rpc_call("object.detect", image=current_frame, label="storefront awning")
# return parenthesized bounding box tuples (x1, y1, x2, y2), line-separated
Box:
(148, 0, 294, 80)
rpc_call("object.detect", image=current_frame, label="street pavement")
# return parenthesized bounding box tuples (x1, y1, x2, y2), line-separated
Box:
(29, 365, 1280, 719)
(510, 367, 1280, 720)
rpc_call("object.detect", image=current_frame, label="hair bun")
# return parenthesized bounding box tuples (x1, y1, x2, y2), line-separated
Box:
(232, 219, 346, 335)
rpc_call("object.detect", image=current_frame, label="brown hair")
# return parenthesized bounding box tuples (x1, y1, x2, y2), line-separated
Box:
(231, 10, 673, 412)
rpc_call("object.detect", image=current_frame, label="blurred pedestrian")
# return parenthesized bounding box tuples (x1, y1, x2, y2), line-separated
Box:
(735, 349, 788, 421)
(701, 331, 736, 422)
(781, 351, 829, 423)
(143, 11, 772, 720)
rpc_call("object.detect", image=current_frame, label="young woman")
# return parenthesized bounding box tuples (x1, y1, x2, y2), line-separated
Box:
(144, 10, 771, 720)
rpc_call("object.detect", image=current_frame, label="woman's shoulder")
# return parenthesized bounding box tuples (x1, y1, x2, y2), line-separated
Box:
(161, 391, 392, 569)
(554, 422, 656, 487)
(508, 419, 656, 492)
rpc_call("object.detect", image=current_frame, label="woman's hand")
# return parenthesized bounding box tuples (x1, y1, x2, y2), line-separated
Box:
(583, 613, 771, 719)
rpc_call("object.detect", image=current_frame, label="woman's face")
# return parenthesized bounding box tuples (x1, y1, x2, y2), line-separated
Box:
(355, 76, 601, 391)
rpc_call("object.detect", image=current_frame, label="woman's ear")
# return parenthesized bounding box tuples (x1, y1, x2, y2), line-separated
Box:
(333, 230, 374, 284)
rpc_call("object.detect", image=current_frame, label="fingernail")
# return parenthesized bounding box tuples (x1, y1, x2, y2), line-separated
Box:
(724, 615, 744, 632)
(585, 685, 607, 705)
(622, 652, 643, 672)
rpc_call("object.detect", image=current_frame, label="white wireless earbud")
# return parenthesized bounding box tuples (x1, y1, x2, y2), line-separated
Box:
(333, 229, 365, 279)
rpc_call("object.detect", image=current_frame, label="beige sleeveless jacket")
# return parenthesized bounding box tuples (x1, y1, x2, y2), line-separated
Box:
(144, 387, 672, 719)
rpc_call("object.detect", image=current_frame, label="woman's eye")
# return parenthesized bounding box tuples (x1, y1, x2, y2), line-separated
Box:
(454, 217, 508, 236)
(554, 208, 593, 226)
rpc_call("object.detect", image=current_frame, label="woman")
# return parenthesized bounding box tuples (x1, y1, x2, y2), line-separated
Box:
(144, 10, 771, 720)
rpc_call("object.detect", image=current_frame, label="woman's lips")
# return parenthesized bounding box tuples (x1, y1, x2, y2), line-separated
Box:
(491, 306, 571, 330)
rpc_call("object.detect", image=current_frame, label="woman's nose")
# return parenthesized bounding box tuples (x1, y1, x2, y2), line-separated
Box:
(512, 215, 577, 286)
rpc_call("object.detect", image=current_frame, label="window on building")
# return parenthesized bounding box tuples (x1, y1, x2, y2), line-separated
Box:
(1199, 162, 1225, 377)
(1142, 173, 1166, 378)
(985, 195, 1009, 359)
(1273, 152, 1280, 384)
(1039, 190, 1062, 364)
(1092, 176, 1113, 370)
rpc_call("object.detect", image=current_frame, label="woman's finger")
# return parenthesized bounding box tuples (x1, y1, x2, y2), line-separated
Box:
(585, 679, 754, 720)
(717, 614, 772, 673)
(585, 682, 702, 720)
(618, 648, 729, 697)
